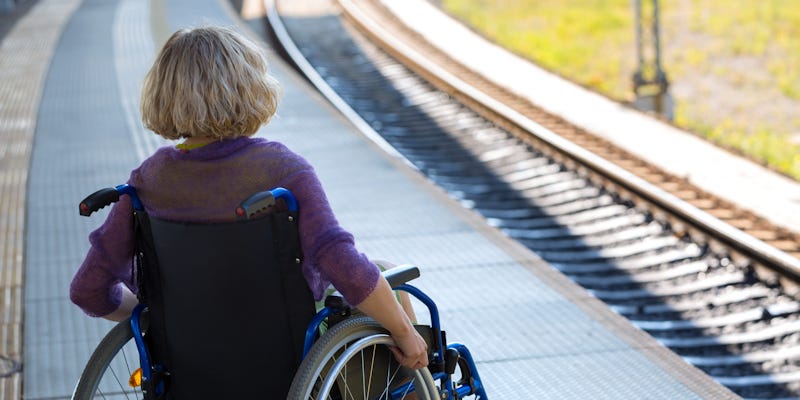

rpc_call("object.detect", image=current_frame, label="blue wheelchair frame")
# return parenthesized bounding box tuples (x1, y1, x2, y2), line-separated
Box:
(85, 184, 487, 400)
(303, 285, 488, 399)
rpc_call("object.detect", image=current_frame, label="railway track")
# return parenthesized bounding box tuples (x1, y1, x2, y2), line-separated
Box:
(266, 0, 800, 398)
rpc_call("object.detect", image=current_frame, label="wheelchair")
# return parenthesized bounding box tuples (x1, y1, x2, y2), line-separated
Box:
(72, 185, 488, 399)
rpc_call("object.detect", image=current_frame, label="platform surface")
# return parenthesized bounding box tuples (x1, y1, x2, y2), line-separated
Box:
(5, 0, 738, 398)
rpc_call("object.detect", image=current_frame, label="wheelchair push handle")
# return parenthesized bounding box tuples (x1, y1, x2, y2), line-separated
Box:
(236, 187, 298, 220)
(79, 184, 142, 216)
(80, 185, 294, 219)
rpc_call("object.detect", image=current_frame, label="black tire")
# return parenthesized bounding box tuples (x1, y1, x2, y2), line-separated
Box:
(288, 316, 438, 399)
(72, 318, 144, 399)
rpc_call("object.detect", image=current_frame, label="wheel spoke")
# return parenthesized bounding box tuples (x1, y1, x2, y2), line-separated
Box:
(287, 317, 438, 399)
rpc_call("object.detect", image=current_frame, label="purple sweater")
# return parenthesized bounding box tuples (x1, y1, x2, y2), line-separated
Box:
(70, 137, 380, 317)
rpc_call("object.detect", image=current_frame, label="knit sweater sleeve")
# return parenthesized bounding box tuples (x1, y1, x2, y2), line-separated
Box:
(281, 167, 380, 306)
(69, 191, 136, 317)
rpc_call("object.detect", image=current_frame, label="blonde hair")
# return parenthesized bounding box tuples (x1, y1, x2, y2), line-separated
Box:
(141, 26, 280, 140)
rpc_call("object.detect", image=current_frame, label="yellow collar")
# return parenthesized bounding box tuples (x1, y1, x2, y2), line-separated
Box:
(176, 141, 210, 151)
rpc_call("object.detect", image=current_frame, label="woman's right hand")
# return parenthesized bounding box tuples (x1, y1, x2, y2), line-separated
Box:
(355, 276, 429, 369)
(389, 325, 429, 370)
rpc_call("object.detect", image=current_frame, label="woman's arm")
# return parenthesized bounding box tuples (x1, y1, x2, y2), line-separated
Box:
(70, 195, 138, 319)
(282, 165, 428, 369)
(283, 167, 380, 303)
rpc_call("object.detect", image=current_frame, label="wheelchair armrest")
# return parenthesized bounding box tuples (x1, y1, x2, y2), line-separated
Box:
(323, 264, 420, 308)
(382, 264, 420, 288)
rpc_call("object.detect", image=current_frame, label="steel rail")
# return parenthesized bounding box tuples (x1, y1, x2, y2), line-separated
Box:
(334, 0, 800, 283)
(266, 2, 800, 396)
(263, 0, 415, 172)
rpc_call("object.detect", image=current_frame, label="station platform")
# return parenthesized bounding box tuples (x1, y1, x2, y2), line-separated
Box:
(3, 0, 737, 398)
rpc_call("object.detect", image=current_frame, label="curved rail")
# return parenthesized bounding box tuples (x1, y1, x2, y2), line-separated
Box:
(333, 0, 800, 283)
(266, 1, 800, 398)
(264, 0, 413, 170)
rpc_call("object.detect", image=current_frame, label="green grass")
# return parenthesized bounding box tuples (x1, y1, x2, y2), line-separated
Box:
(440, 0, 636, 97)
(440, 0, 800, 180)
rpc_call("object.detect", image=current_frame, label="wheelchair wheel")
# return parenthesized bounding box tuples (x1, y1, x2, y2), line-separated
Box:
(288, 316, 439, 399)
(72, 319, 144, 399)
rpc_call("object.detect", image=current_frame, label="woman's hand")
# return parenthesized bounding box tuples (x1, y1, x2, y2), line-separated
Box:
(389, 327, 429, 369)
(101, 286, 139, 322)
(355, 276, 429, 369)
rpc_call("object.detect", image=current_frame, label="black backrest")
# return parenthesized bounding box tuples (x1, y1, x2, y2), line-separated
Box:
(134, 209, 315, 399)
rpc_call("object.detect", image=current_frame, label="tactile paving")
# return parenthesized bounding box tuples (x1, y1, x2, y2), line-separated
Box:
(23, 0, 139, 397)
(0, 0, 82, 398)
